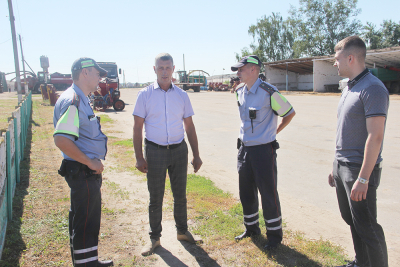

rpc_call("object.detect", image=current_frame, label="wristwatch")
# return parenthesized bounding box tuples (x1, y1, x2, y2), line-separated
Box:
(358, 177, 369, 184)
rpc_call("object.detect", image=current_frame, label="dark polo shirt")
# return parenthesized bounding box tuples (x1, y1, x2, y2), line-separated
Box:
(335, 69, 389, 164)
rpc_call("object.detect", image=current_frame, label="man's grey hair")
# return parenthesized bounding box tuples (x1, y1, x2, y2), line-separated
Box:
(155, 53, 174, 66)
(72, 67, 92, 81)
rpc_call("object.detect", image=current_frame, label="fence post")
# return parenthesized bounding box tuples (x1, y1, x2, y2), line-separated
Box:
(6, 130, 12, 220)
(14, 118, 20, 183)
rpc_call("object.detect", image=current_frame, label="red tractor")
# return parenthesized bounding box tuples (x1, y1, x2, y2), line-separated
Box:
(90, 62, 125, 111)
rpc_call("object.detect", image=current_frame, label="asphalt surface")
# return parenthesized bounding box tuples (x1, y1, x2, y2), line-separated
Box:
(103, 88, 400, 266)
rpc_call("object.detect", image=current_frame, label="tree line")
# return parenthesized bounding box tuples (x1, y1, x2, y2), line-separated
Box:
(237, 0, 400, 64)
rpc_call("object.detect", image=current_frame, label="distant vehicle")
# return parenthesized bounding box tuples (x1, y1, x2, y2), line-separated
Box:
(90, 62, 125, 111)
(174, 70, 209, 92)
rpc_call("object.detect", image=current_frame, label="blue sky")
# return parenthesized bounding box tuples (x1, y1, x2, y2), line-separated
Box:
(1, 0, 399, 83)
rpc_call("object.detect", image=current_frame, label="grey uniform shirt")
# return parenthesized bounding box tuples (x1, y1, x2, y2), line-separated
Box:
(335, 69, 389, 164)
(53, 84, 107, 160)
(237, 78, 294, 146)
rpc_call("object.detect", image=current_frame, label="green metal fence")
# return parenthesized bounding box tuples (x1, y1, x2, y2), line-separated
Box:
(0, 92, 32, 258)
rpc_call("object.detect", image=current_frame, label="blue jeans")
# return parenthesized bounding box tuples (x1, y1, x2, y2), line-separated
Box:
(333, 159, 388, 267)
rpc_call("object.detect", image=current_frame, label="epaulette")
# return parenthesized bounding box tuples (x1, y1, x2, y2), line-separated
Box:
(259, 82, 276, 95)
(71, 92, 80, 108)
(235, 83, 246, 92)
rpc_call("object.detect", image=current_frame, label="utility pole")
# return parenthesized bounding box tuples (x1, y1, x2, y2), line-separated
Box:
(19, 34, 28, 94)
(8, 0, 22, 103)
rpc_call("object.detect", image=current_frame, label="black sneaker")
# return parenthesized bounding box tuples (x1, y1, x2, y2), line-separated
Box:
(97, 259, 114, 266)
(263, 240, 280, 251)
(234, 231, 259, 241)
(336, 260, 359, 267)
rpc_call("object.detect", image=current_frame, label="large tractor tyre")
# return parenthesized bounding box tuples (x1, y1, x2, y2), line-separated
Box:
(182, 84, 188, 91)
(113, 99, 125, 111)
(193, 86, 201, 92)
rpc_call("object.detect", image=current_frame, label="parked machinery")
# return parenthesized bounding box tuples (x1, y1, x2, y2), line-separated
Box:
(174, 70, 209, 92)
(90, 62, 125, 111)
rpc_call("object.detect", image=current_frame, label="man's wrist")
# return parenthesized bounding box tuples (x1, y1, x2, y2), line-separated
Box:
(357, 177, 369, 184)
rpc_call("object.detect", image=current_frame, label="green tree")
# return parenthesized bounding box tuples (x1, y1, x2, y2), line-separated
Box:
(381, 20, 400, 48)
(247, 12, 294, 62)
(362, 20, 400, 49)
(289, 0, 362, 57)
(362, 22, 382, 49)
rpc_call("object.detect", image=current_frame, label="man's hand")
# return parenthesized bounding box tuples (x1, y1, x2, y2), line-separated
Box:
(351, 179, 368, 201)
(136, 157, 148, 173)
(328, 171, 336, 187)
(191, 157, 203, 173)
(88, 158, 104, 174)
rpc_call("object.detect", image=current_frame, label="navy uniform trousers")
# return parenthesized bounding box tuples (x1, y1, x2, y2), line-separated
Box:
(237, 142, 283, 243)
(65, 170, 102, 267)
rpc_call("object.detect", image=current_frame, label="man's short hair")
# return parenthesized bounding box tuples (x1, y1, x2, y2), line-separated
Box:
(334, 36, 367, 61)
(72, 67, 92, 81)
(155, 53, 174, 66)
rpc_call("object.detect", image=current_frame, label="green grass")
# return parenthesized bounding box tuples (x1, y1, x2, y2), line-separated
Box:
(183, 174, 348, 266)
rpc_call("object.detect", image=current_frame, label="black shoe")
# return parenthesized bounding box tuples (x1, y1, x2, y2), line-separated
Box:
(263, 240, 280, 251)
(336, 261, 359, 267)
(97, 259, 113, 266)
(235, 231, 259, 241)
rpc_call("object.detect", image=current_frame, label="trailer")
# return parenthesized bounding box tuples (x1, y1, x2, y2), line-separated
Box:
(174, 70, 209, 92)
(369, 67, 400, 94)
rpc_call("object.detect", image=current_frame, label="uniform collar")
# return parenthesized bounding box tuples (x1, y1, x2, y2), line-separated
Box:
(72, 83, 90, 106)
(154, 80, 174, 91)
(246, 78, 262, 94)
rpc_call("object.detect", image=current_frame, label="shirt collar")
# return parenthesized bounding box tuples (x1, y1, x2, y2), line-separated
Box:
(72, 83, 90, 105)
(347, 68, 369, 89)
(246, 78, 262, 94)
(154, 80, 174, 91)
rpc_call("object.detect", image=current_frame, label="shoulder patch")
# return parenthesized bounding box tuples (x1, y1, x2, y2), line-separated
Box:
(259, 82, 276, 95)
(235, 83, 246, 92)
(71, 93, 80, 108)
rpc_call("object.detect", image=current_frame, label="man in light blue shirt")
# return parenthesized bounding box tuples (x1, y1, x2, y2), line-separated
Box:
(133, 53, 203, 256)
(232, 55, 295, 251)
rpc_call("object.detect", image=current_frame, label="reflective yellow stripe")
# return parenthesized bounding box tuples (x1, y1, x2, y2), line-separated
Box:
(247, 57, 258, 64)
(54, 105, 79, 138)
(271, 92, 292, 117)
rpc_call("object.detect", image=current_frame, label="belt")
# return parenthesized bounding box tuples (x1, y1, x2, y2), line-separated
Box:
(145, 139, 183, 149)
(238, 139, 279, 148)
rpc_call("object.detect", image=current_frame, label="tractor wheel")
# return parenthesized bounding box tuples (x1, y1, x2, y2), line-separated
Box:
(113, 99, 125, 111)
(193, 86, 200, 92)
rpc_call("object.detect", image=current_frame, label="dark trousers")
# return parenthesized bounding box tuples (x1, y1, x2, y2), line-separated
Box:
(333, 159, 388, 267)
(237, 142, 282, 243)
(65, 172, 102, 267)
(145, 140, 188, 240)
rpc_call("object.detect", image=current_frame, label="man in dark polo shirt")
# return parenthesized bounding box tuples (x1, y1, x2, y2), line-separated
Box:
(328, 36, 389, 267)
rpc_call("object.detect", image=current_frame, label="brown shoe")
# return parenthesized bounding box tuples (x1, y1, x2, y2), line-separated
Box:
(141, 239, 160, 256)
(177, 231, 203, 244)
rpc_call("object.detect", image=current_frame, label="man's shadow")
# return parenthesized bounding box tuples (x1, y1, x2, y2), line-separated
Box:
(249, 235, 323, 267)
(155, 241, 221, 267)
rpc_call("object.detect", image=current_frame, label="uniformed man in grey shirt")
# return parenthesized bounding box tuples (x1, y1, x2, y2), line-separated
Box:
(232, 55, 295, 250)
(329, 36, 389, 267)
(53, 58, 113, 267)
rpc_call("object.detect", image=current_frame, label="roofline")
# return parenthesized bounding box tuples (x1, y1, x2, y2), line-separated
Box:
(263, 46, 400, 65)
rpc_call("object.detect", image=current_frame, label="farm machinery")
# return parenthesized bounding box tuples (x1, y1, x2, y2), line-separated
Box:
(90, 62, 125, 111)
(174, 70, 209, 92)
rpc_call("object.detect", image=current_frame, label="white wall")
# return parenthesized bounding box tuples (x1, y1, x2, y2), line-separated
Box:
(313, 60, 341, 92)
(265, 66, 313, 91)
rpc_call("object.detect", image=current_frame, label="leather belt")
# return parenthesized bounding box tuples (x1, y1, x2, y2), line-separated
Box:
(145, 139, 182, 149)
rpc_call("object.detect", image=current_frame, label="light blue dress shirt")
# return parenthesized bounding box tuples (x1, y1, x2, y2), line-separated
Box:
(237, 78, 294, 146)
(53, 84, 108, 160)
(133, 81, 194, 146)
